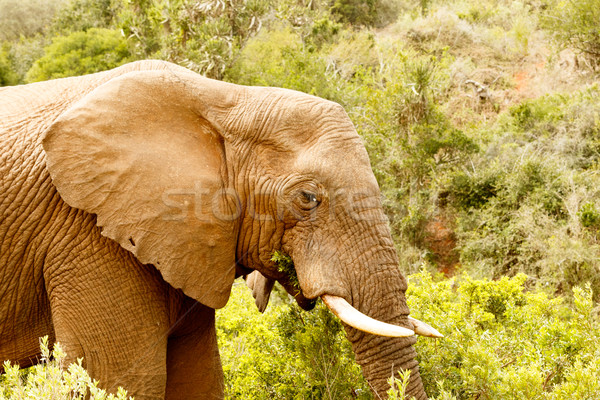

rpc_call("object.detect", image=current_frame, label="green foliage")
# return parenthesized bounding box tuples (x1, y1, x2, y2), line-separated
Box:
(396, 57, 444, 125)
(448, 86, 600, 293)
(348, 49, 477, 256)
(508, 95, 565, 133)
(387, 369, 415, 400)
(543, 0, 600, 66)
(459, 273, 528, 327)
(330, 0, 377, 26)
(217, 283, 371, 399)
(448, 170, 499, 210)
(578, 202, 600, 229)
(271, 250, 299, 290)
(0, 0, 62, 41)
(0, 43, 19, 86)
(226, 25, 348, 103)
(305, 17, 342, 50)
(51, 0, 121, 34)
(408, 270, 600, 400)
(116, 0, 163, 57)
(25, 28, 130, 82)
(0, 336, 132, 400)
(116, 0, 273, 79)
(330, 0, 401, 27)
(0, 0, 59, 83)
(3, 37, 47, 84)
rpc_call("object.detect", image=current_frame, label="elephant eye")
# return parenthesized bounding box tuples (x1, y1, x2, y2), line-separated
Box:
(299, 191, 320, 210)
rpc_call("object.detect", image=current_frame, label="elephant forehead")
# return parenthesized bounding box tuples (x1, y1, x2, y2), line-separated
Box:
(295, 137, 379, 190)
(243, 86, 353, 142)
(283, 98, 350, 134)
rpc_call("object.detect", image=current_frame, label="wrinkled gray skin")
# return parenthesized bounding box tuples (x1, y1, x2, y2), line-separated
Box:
(0, 61, 427, 399)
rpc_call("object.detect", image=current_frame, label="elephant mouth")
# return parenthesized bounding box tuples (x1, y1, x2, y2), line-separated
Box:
(293, 291, 318, 311)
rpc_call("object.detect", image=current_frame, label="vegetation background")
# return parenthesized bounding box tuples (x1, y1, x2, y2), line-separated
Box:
(1, 0, 600, 398)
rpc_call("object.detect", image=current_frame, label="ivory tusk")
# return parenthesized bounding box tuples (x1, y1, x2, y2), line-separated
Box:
(408, 317, 444, 338)
(321, 294, 415, 337)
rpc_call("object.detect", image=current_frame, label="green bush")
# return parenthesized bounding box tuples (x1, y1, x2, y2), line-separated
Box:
(25, 28, 130, 82)
(346, 49, 475, 259)
(330, 0, 378, 26)
(0, 42, 18, 86)
(51, 0, 121, 34)
(449, 86, 600, 293)
(305, 17, 342, 50)
(217, 282, 371, 399)
(0, 0, 61, 41)
(386, 369, 415, 400)
(507, 95, 565, 134)
(225, 25, 347, 103)
(0, 337, 132, 400)
(447, 169, 499, 210)
(116, 0, 272, 79)
(578, 202, 600, 229)
(409, 270, 600, 400)
(543, 0, 600, 67)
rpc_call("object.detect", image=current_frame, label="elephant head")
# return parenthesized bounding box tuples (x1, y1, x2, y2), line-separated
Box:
(42, 60, 440, 399)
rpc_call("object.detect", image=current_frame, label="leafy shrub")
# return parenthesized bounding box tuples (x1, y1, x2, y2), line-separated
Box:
(409, 270, 600, 400)
(503, 159, 566, 218)
(326, 30, 378, 80)
(51, 0, 122, 34)
(225, 25, 347, 103)
(2, 37, 46, 84)
(0, 0, 61, 41)
(447, 169, 499, 210)
(305, 17, 342, 50)
(395, 57, 444, 125)
(578, 202, 600, 229)
(330, 0, 377, 27)
(386, 369, 415, 400)
(0, 336, 132, 400)
(451, 86, 600, 292)
(114, 0, 162, 58)
(543, 0, 600, 67)
(348, 49, 475, 261)
(0, 42, 18, 86)
(117, 0, 272, 79)
(217, 282, 371, 399)
(404, 7, 476, 52)
(25, 28, 130, 82)
(508, 95, 565, 133)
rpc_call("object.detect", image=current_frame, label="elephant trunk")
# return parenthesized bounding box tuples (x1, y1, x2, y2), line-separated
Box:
(350, 330, 427, 399)
(339, 255, 428, 399)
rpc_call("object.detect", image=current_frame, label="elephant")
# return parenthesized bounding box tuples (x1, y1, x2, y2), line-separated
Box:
(0, 60, 441, 400)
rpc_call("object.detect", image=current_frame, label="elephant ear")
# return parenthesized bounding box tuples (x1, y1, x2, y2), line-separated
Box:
(43, 68, 243, 309)
(245, 271, 275, 313)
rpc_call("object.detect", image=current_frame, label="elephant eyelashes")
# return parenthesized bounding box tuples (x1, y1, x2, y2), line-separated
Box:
(300, 191, 320, 210)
